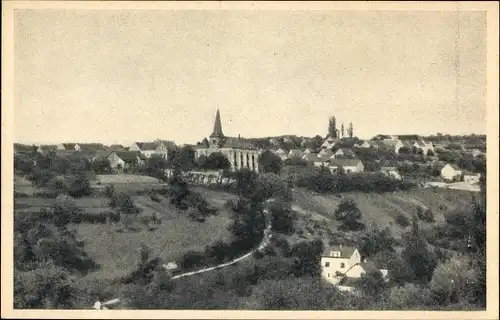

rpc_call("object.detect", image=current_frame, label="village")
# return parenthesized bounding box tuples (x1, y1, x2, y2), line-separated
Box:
(13, 110, 487, 306)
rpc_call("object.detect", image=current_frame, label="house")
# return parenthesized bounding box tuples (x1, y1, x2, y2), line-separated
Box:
(333, 148, 355, 159)
(273, 148, 287, 156)
(378, 139, 405, 154)
(380, 166, 402, 180)
(283, 136, 294, 144)
(36, 145, 57, 154)
(440, 163, 462, 182)
(463, 172, 481, 184)
(57, 143, 79, 151)
(303, 148, 313, 155)
(76, 143, 105, 153)
(321, 136, 338, 149)
(321, 245, 388, 287)
(359, 141, 371, 148)
(300, 138, 312, 148)
(288, 149, 304, 158)
(413, 140, 434, 155)
(318, 148, 334, 158)
(129, 140, 175, 159)
(470, 149, 485, 158)
(106, 151, 147, 170)
(269, 138, 280, 146)
(329, 159, 365, 173)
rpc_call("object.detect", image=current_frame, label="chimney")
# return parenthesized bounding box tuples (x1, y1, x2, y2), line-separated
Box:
(238, 134, 241, 139)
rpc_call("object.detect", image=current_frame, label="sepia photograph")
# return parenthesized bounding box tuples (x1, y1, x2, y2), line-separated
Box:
(2, 1, 499, 319)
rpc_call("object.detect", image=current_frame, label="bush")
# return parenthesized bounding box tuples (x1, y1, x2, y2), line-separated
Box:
(180, 251, 207, 270)
(395, 214, 410, 227)
(416, 207, 435, 223)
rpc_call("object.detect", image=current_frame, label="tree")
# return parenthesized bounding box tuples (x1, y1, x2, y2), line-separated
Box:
(328, 116, 337, 138)
(290, 239, 324, 277)
(269, 199, 295, 234)
(334, 199, 365, 231)
(348, 122, 354, 138)
(341, 123, 345, 138)
(205, 152, 231, 171)
(169, 146, 195, 171)
(14, 261, 78, 309)
(258, 150, 283, 174)
(138, 242, 152, 266)
(357, 269, 387, 296)
(234, 169, 258, 199)
(426, 149, 435, 157)
(360, 227, 397, 258)
(114, 193, 141, 215)
(401, 216, 438, 283)
(429, 256, 477, 306)
(91, 158, 111, 174)
(387, 283, 434, 309)
(194, 155, 208, 169)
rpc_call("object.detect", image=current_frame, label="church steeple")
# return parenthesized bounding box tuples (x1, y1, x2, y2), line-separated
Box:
(210, 109, 225, 138)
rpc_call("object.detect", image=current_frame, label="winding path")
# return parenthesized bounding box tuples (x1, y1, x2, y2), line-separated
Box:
(92, 199, 275, 309)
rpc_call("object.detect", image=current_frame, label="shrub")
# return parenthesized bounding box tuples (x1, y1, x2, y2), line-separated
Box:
(180, 251, 207, 270)
(395, 214, 410, 227)
(417, 207, 435, 223)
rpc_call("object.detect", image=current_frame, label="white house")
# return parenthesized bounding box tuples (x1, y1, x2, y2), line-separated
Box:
(440, 163, 462, 182)
(333, 148, 355, 159)
(360, 141, 371, 148)
(269, 138, 280, 146)
(463, 173, 481, 184)
(318, 148, 335, 158)
(379, 139, 405, 154)
(321, 246, 388, 286)
(413, 140, 435, 155)
(288, 149, 304, 158)
(321, 136, 338, 149)
(106, 151, 146, 170)
(129, 140, 175, 159)
(380, 166, 402, 180)
(57, 143, 79, 151)
(329, 159, 365, 173)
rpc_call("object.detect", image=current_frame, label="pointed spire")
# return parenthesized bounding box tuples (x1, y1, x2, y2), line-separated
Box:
(210, 109, 225, 138)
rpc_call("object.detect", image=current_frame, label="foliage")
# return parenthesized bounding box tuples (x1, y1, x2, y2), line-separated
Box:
(360, 227, 397, 258)
(401, 217, 438, 283)
(258, 150, 283, 174)
(204, 152, 231, 171)
(395, 214, 410, 227)
(14, 261, 78, 309)
(268, 199, 295, 234)
(416, 206, 435, 223)
(429, 256, 477, 306)
(387, 283, 434, 309)
(334, 199, 365, 231)
(356, 269, 387, 296)
(289, 239, 324, 277)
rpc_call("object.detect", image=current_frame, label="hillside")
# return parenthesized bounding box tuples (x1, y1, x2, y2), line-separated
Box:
(289, 187, 475, 242)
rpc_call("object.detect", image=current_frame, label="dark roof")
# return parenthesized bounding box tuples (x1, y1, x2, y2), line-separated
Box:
(322, 246, 357, 258)
(221, 137, 258, 150)
(62, 143, 78, 149)
(210, 109, 225, 138)
(134, 142, 159, 151)
(78, 143, 105, 152)
(155, 139, 176, 149)
(55, 150, 76, 158)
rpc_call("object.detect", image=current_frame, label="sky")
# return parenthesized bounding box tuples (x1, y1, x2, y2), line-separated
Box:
(13, 9, 487, 146)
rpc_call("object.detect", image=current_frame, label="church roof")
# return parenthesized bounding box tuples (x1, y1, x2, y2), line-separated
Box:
(209, 109, 225, 138)
(221, 137, 258, 150)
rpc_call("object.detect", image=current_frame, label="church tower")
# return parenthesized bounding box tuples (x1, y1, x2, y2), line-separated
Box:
(209, 109, 225, 147)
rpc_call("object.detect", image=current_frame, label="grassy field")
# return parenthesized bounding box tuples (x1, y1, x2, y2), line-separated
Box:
(291, 187, 476, 239)
(14, 175, 236, 282)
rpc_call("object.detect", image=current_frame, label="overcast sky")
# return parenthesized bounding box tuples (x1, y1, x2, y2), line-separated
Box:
(14, 9, 486, 145)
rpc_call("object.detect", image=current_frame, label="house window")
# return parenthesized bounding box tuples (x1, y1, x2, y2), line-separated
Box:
(330, 251, 340, 257)
(325, 262, 330, 267)
(340, 263, 345, 268)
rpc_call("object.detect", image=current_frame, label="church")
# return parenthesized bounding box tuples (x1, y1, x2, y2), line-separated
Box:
(194, 109, 260, 173)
